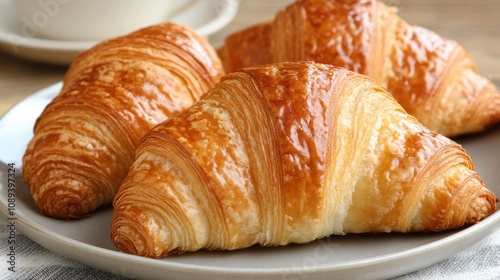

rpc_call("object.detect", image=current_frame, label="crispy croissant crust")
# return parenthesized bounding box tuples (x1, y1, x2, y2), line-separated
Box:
(111, 62, 496, 258)
(22, 23, 224, 219)
(217, 0, 500, 137)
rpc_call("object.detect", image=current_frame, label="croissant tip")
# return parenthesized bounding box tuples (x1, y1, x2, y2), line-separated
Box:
(36, 201, 93, 220)
(111, 211, 169, 258)
(30, 182, 102, 219)
(464, 192, 497, 224)
(112, 228, 173, 259)
(111, 224, 145, 257)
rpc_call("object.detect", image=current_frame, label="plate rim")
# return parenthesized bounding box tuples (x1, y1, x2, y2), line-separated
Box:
(0, 82, 499, 279)
(2, 196, 498, 279)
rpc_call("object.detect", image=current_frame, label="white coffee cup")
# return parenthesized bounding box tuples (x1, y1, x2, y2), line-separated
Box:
(14, 0, 191, 41)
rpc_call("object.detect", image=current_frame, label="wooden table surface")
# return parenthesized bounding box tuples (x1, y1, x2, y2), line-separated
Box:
(1, 0, 499, 116)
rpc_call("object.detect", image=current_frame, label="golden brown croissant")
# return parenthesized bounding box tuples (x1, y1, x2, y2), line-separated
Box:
(217, 0, 500, 137)
(22, 23, 224, 219)
(111, 61, 496, 258)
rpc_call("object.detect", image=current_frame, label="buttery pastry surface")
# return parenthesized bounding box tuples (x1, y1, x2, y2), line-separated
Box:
(218, 0, 500, 137)
(111, 62, 496, 258)
(22, 23, 224, 219)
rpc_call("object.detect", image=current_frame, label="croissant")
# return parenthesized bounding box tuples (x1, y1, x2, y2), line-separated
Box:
(217, 0, 500, 137)
(22, 23, 224, 219)
(111, 62, 496, 258)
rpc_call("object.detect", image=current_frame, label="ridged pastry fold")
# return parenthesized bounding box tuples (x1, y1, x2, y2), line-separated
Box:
(217, 0, 500, 137)
(22, 23, 224, 219)
(111, 62, 496, 258)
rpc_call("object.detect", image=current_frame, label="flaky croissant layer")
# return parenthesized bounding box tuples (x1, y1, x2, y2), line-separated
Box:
(22, 23, 224, 219)
(218, 0, 500, 137)
(111, 62, 496, 258)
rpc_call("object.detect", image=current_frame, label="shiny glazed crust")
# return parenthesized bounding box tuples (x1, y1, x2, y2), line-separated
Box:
(111, 62, 496, 258)
(22, 23, 224, 219)
(218, 0, 500, 137)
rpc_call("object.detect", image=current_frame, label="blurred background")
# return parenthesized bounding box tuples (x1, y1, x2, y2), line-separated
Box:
(1, 0, 499, 114)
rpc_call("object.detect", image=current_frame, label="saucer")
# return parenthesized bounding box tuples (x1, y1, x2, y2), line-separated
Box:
(0, 0, 239, 65)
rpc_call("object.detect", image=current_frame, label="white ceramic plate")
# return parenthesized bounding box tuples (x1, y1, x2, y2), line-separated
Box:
(0, 83, 499, 280)
(0, 0, 238, 65)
